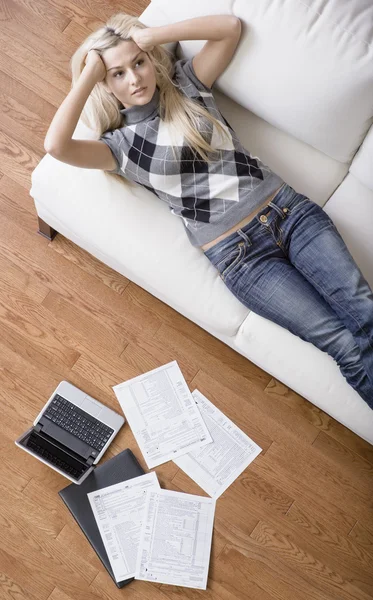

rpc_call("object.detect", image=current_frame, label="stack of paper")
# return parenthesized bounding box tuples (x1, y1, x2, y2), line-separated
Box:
(88, 473, 215, 589)
(113, 361, 213, 468)
(89, 360, 262, 589)
(174, 389, 262, 499)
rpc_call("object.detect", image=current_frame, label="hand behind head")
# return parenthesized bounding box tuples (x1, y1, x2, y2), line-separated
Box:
(84, 49, 107, 82)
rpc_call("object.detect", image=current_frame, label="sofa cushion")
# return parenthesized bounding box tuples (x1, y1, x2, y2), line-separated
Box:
(210, 87, 349, 206)
(349, 123, 373, 193)
(148, 0, 373, 163)
(323, 173, 373, 288)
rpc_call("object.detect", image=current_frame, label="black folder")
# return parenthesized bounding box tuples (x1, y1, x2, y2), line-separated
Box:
(58, 448, 145, 588)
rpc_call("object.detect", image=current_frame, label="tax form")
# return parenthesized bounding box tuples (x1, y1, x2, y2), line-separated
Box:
(173, 390, 262, 498)
(113, 361, 212, 468)
(87, 472, 160, 582)
(135, 489, 215, 589)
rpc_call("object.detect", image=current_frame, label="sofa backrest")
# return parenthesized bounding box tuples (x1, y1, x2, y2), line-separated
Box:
(140, 0, 373, 164)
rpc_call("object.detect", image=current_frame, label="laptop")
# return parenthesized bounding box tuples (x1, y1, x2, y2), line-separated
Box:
(15, 381, 125, 484)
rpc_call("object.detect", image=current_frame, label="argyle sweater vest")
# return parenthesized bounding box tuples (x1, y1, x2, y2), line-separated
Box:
(100, 58, 284, 247)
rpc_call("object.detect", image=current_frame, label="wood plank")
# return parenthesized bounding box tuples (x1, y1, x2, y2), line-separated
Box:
(253, 442, 373, 524)
(265, 378, 373, 464)
(0, 331, 126, 421)
(62, 18, 101, 46)
(11, 0, 70, 31)
(0, 175, 40, 215)
(160, 578, 239, 600)
(250, 521, 373, 600)
(349, 522, 373, 558)
(54, 0, 146, 23)
(0, 217, 163, 345)
(0, 10, 72, 75)
(286, 503, 373, 576)
(216, 543, 336, 600)
(0, 190, 41, 234)
(311, 431, 373, 488)
(0, 446, 66, 538)
(0, 510, 100, 593)
(0, 572, 38, 600)
(56, 524, 103, 572)
(124, 282, 273, 390)
(0, 68, 56, 125)
(0, 27, 71, 94)
(0, 284, 81, 370)
(0, 50, 65, 108)
(0, 128, 40, 189)
(0, 218, 163, 370)
(2, 0, 78, 56)
(0, 549, 53, 600)
(42, 290, 130, 358)
(48, 586, 105, 600)
(90, 572, 170, 600)
(0, 92, 48, 152)
(48, 235, 130, 294)
(0, 251, 49, 303)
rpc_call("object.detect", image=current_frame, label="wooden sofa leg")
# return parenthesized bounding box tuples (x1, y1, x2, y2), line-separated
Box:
(37, 217, 57, 241)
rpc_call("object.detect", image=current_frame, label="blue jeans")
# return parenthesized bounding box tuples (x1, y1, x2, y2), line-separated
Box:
(203, 183, 373, 408)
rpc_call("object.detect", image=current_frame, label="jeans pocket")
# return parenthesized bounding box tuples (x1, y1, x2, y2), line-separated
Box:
(216, 241, 246, 280)
(283, 196, 313, 216)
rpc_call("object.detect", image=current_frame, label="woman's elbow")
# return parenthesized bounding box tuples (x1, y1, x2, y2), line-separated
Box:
(44, 138, 63, 158)
(44, 137, 55, 155)
(231, 16, 242, 36)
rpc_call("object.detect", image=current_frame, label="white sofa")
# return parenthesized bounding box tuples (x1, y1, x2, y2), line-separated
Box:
(30, 0, 373, 444)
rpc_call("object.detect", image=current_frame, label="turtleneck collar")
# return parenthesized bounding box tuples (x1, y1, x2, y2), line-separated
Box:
(120, 86, 160, 125)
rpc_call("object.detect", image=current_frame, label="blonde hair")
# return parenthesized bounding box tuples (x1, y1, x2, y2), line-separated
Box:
(71, 12, 231, 165)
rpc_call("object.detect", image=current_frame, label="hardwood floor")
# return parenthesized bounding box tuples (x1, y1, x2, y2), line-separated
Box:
(0, 1, 372, 599)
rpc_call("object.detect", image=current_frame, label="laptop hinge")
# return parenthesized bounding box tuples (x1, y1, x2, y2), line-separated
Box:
(87, 456, 95, 467)
(34, 423, 42, 434)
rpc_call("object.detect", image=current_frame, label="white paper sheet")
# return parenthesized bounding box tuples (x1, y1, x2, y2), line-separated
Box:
(173, 389, 262, 498)
(87, 472, 160, 582)
(113, 361, 212, 468)
(135, 489, 215, 589)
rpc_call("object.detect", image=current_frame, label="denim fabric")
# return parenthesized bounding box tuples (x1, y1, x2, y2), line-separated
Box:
(203, 183, 373, 408)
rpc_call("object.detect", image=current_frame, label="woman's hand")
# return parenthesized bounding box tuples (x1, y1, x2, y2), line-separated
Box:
(129, 26, 155, 52)
(83, 49, 107, 83)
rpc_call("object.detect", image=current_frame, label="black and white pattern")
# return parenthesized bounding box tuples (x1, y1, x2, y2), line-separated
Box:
(100, 58, 284, 247)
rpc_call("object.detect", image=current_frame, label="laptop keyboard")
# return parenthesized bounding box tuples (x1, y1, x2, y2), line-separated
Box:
(43, 394, 114, 453)
(27, 431, 87, 480)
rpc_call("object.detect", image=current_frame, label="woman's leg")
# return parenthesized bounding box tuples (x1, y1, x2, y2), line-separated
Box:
(203, 191, 373, 408)
(268, 188, 373, 386)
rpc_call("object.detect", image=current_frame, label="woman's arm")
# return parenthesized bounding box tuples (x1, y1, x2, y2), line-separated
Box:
(132, 15, 241, 89)
(44, 51, 116, 171)
(135, 15, 240, 46)
(44, 52, 105, 154)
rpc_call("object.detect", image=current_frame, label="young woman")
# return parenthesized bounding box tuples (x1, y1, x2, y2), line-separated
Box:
(45, 13, 373, 408)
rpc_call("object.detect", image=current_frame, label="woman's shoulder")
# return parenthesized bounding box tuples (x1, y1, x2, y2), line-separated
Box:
(100, 125, 127, 144)
(172, 57, 214, 98)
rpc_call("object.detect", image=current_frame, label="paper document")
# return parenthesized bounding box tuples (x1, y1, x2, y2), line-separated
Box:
(87, 472, 160, 582)
(174, 389, 262, 498)
(135, 489, 215, 589)
(113, 361, 212, 468)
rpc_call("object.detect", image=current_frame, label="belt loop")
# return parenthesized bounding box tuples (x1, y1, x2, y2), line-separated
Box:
(267, 201, 286, 219)
(237, 228, 252, 246)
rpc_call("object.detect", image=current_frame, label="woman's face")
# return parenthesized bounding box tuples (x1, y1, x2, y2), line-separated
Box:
(102, 40, 157, 109)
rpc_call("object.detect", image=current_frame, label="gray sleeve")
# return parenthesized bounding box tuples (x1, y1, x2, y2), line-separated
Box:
(99, 129, 124, 174)
(173, 58, 213, 97)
